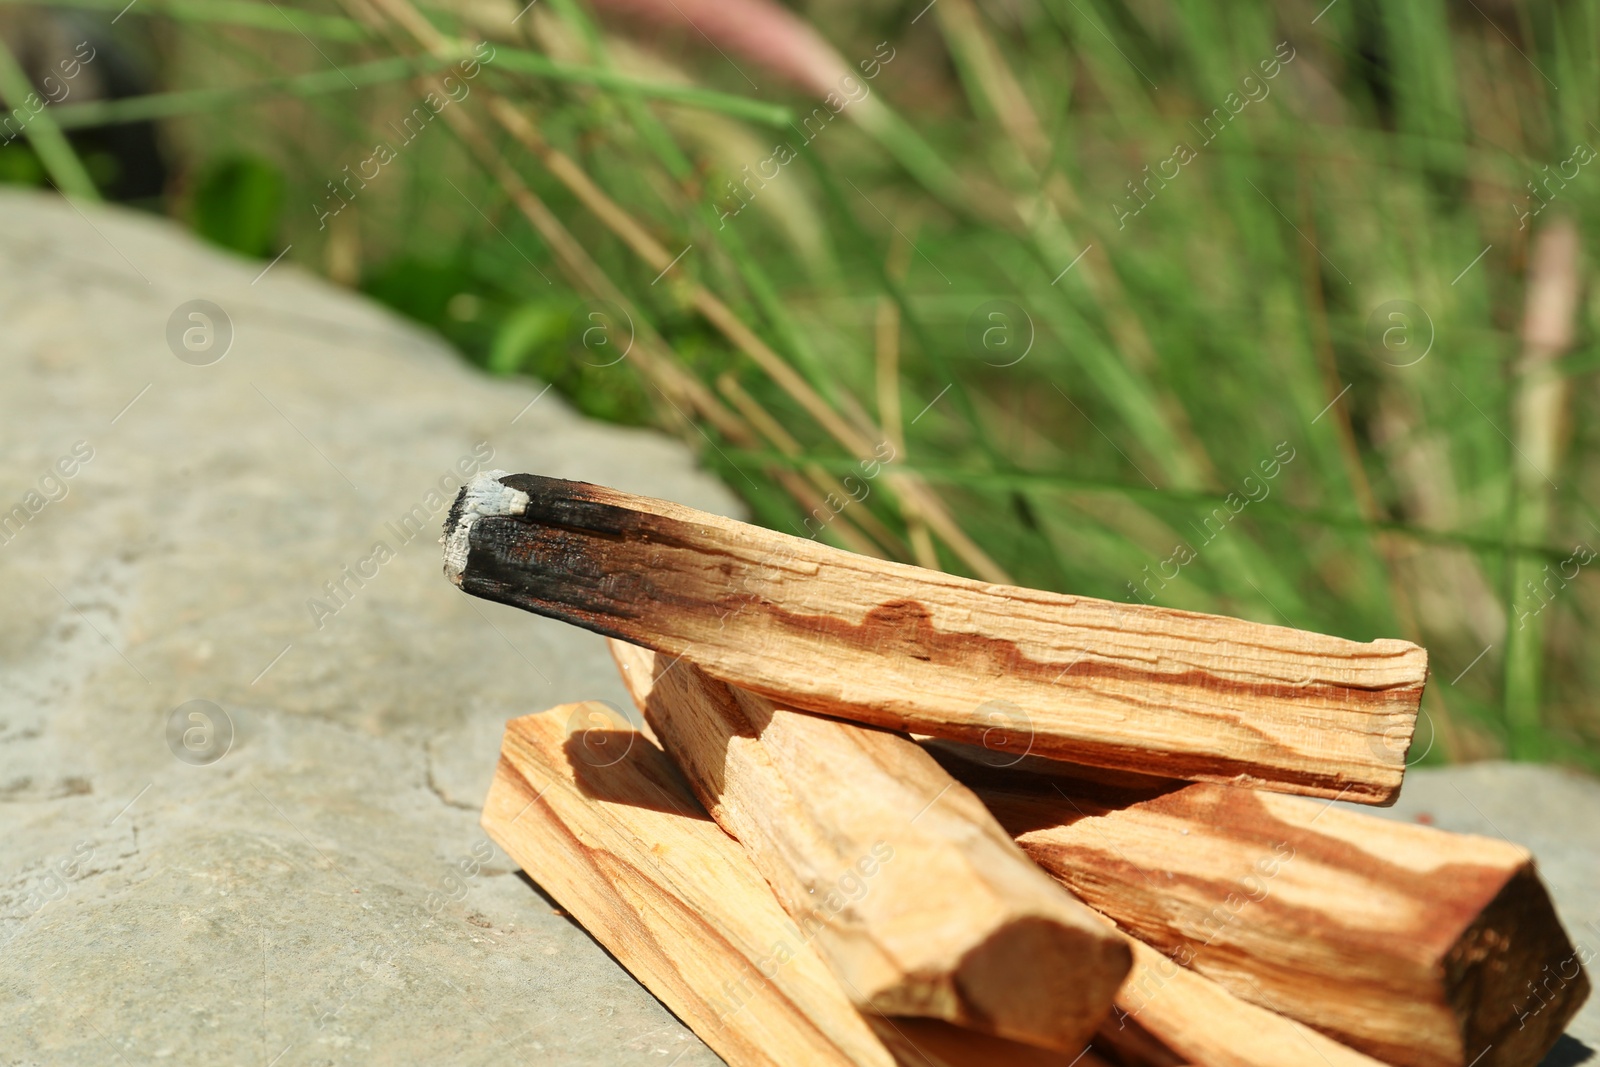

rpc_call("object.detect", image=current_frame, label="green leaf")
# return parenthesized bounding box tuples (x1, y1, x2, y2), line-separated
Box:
(191, 155, 285, 258)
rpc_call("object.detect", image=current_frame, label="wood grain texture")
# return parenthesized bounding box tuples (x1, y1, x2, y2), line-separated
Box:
(482, 706, 1112, 1067)
(491, 704, 1385, 1067)
(448, 472, 1427, 802)
(484, 707, 888, 1067)
(1098, 933, 1386, 1067)
(609, 639, 1130, 1052)
(930, 741, 1590, 1067)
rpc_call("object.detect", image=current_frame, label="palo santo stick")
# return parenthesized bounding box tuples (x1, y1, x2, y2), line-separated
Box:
(444, 472, 1427, 802)
(866, 1019, 1113, 1067)
(609, 639, 1130, 1051)
(1100, 934, 1385, 1067)
(611, 644, 1384, 1067)
(929, 742, 1589, 1067)
(482, 705, 1106, 1067)
(487, 705, 1381, 1067)
(482, 705, 888, 1067)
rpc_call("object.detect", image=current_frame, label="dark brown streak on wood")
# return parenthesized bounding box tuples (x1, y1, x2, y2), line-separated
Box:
(475, 480, 1421, 707)
(867, 1017, 1097, 1067)
(721, 606, 1415, 799)
(464, 482, 1421, 724)
(467, 505, 1402, 795)
(996, 780, 1516, 958)
(457, 475, 1421, 801)
(749, 597, 1420, 702)
(462, 502, 1414, 781)
(472, 478, 1421, 701)
(947, 764, 1585, 1065)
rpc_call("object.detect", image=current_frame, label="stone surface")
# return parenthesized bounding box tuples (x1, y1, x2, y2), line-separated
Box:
(0, 189, 740, 1065)
(1, 190, 1595, 1067)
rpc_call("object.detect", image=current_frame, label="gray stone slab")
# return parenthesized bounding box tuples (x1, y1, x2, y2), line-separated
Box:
(0, 190, 739, 1065)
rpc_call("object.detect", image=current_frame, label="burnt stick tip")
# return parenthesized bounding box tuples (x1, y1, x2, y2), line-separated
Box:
(441, 469, 528, 585)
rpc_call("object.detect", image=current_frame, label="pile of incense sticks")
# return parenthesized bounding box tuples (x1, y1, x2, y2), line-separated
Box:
(447, 472, 1588, 1067)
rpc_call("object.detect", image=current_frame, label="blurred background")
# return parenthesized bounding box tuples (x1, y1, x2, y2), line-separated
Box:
(0, 0, 1594, 771)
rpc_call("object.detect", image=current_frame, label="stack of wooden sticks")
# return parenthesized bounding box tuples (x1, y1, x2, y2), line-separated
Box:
(444, 472, 1590, 1067)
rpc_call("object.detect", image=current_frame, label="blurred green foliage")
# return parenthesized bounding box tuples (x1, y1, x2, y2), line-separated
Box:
(3, 0, 1598, 771)
(0, 142, 44, 185)
(190, 154, 284, 256)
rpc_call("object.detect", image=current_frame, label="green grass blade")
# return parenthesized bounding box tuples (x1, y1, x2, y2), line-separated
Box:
(0, 38, 98, 198)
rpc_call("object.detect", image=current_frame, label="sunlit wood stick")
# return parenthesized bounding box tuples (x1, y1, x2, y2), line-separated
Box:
(610, 639, 1130, 1052)
(932, 740, 1590, 1067)
(445, 471, 1427, 802)
(482, 705, 1117, 1067)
